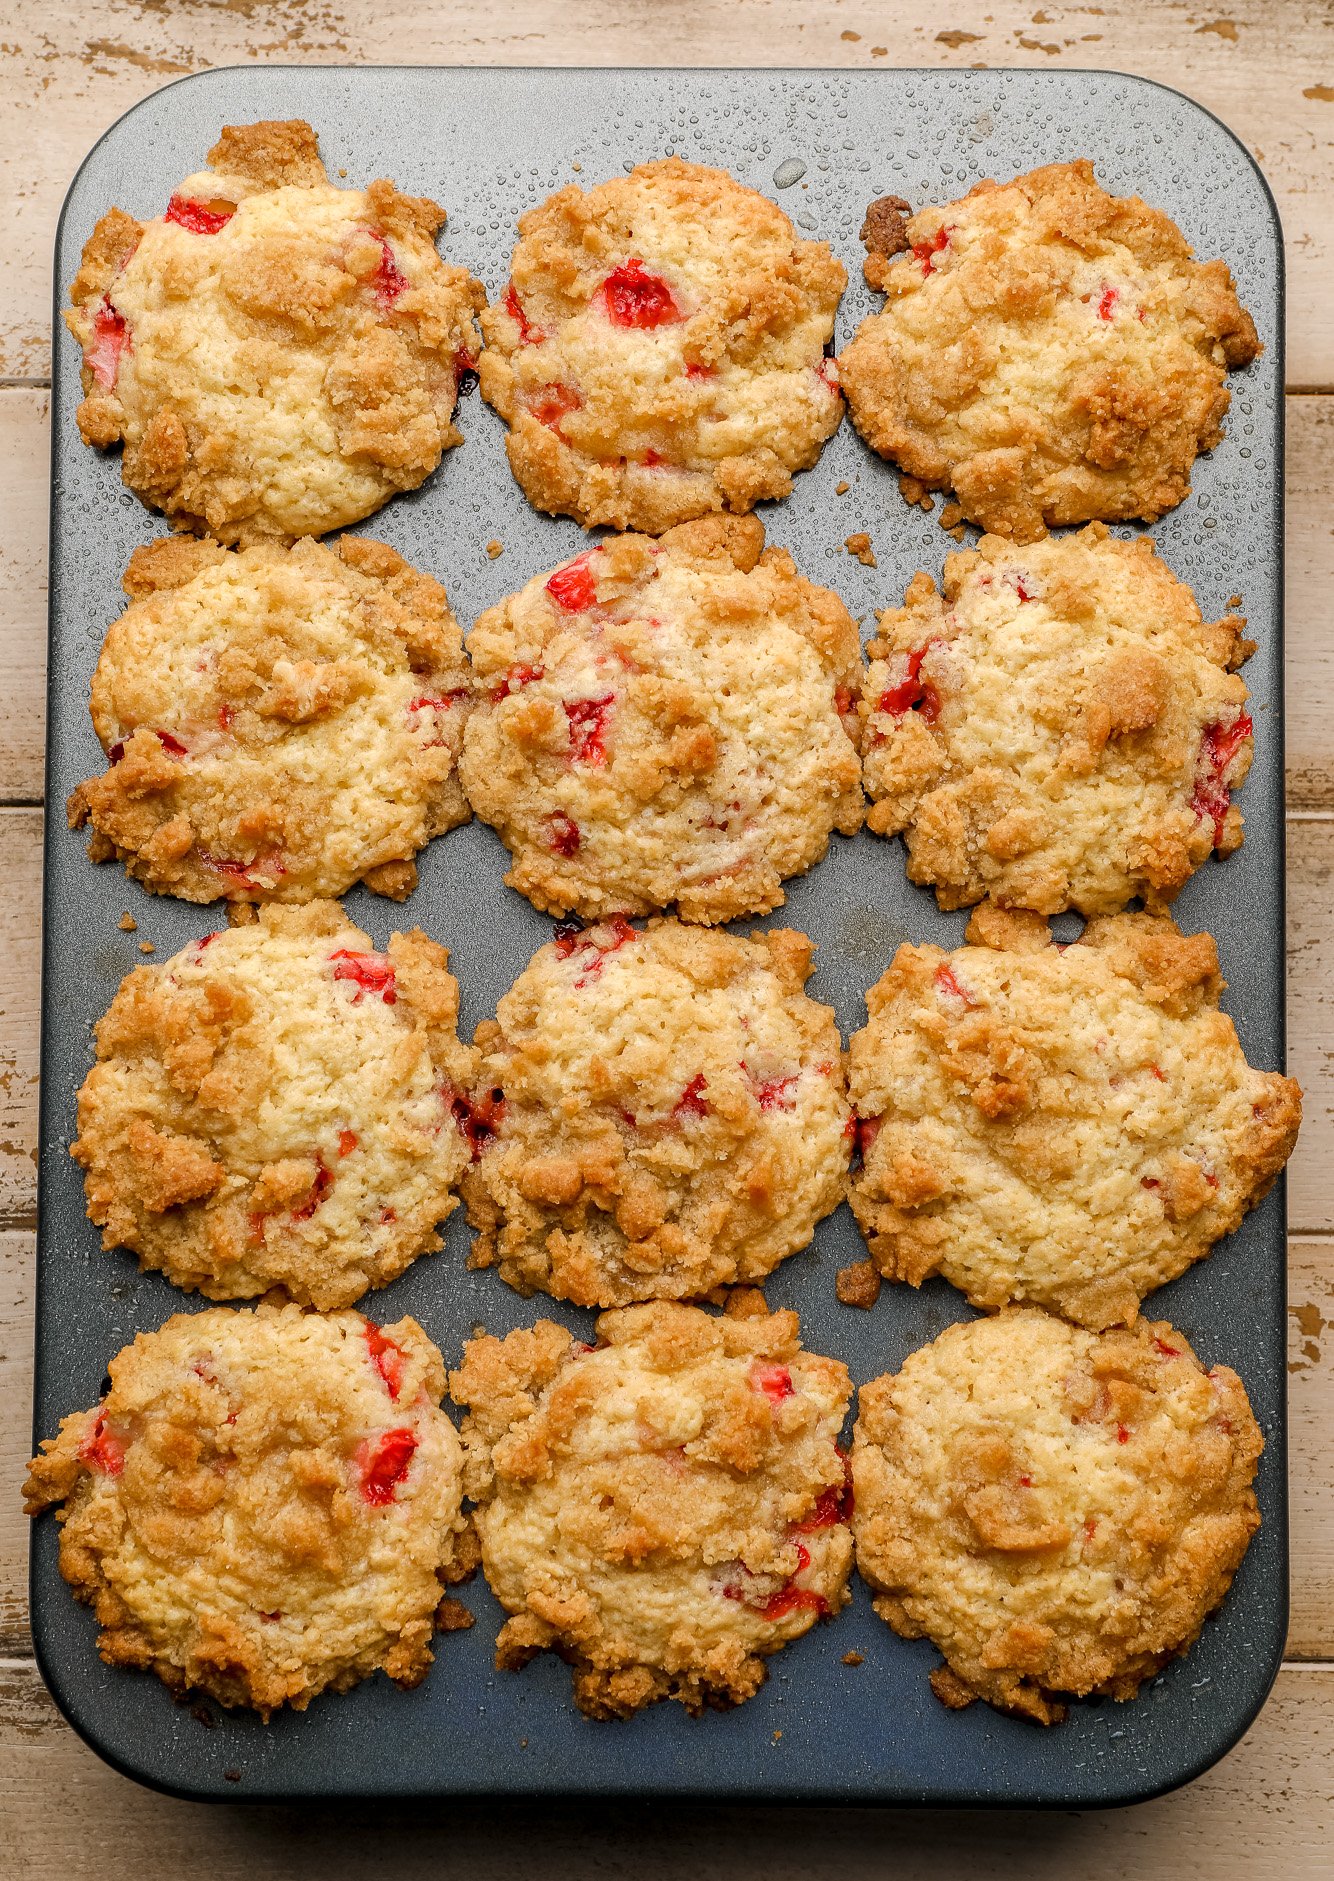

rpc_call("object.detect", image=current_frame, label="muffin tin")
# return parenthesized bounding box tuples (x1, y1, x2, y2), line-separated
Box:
(35, 63, 1287, 1805)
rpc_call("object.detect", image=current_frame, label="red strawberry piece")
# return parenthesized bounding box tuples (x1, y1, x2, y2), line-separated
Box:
(291, 1158, 332, 1222)
(934, 963, 977, 1010)
(641, 449, 664, 467)
(1191, 714, 1253, 847)
(530, 381, 582, 432)
(1097, 286, 1118, 320)
(503, 284, 546, 346)
(1116, 1425, 1131, 1444)
(358, 1427, 418, 1506)
(453, 346, 478, 392)
(598, 258, 683, 329)
(744, 1065, 799, 1112)
(217, 703, 236, 732)
(912, 226, 952, 273)
(165, 195, 235, 235)
(548, 811, 581, 856)
(338, 1129, 359, 1158)
(329, 950, 396, 1004)
(365, 1322, 406, 1400)
(86, 296, 130, 390)
(370, 233, 409, 309)
(1153, 1337, 1182, 1358)
(877, 644, 942, 723)
(685, 360, 716, 380)
(674, 1074, 711, 1119)
(546, 554, 599, 612)
(1148, 1064, 1168, 1082)
(80, 1410, 125, 1477)
(815, 358, 840, 394)
(794, 1457, 853, 1533)
(445, 1084, 507, 1160)
(1141, 1176, 1161, 1191)
(564, 693, 615, 766)
(854, 1114, 883, 1160)
(379, 1207, 397, 1224)
(198, 848, 286, 888)
(489, 663, 544, 703)
(834, 685, 855, 717)
(553, 919, 586, 958)
(749, 1360, 794, 1405)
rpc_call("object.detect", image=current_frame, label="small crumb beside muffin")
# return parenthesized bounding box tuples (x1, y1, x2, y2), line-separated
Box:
(858, 524, 1253, 914)
(67, 534, 471, 904)
(462, 917, 851, 1307)
(460, 516, 864, 923)
(478, 157, 845, 532)
(25, 1303, 475, 1717)
(65, 119, 485, 542)
(72, 902, 477, 1309)
(838, 160, 1260, 540)
(852, 1309, 1263, 1723)
(451, 1298, 853, 1718)
(847, 905, 1300, 1329)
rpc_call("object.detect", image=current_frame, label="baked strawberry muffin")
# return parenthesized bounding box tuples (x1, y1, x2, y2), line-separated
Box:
(65, 119, 485, 541)
(73, 902, 477, 1309)
(839, 161, 1260, 540)
(461, 516, 864, 922)
(26, 1303, 475, 1716)
(462, 917, 851, 1306)
(852, 1310, 1262, 1722)
(478, 157, 845, 531)
(452, 1297, 853, 1717)
(68, 534, 471, 904)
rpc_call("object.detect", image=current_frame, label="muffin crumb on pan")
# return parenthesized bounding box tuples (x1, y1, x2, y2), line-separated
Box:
(451, 1298, 853, 1717)
(839, 160, 1260, 540)
(847, 905, 1300, 1328)
(852, 1310, 1263, 1723)
(25, 1303, 475, 1717)
(65, 118, 485, 542)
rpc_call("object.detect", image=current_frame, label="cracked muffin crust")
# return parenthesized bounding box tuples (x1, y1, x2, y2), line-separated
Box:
(847, 905, 1300, 1329)
(460, 516, 864, 923)
(65, 119, 485, 542)
(67, 534, 471, 905)
(477, 157, 846, 532)
(858, 525, 1253, 915)
(72, 902, 477, 1309)
(25, 1303, 475, 1717)
(852, 1309, 1262, 1723)
(838, 161, 1260, 541)
(462, 917, 851, 1307)
(451, 1298, 853, 1717)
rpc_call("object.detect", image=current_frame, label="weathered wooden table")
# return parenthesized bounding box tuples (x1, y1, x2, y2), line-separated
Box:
(1, 4, 1330, 1872)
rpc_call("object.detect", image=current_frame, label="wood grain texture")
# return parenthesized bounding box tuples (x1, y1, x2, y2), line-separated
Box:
(0, 1659, 1330, 1877)
(3, 0, 1334, 385)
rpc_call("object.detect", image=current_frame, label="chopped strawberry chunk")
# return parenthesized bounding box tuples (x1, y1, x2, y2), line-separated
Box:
(446, 1084, 506, 1159)
(291, 1158, 332, 1221)
(854, 1114, 882, 1159)
(370, 233, 409, 309)
(453, 345, 478, 391)
(723, 1542, 828, 1619)
(80, 1410, 125, 1477)
(1153, 1337, 1182, 1358)
(553, 919, 586, 957)
(1148, 1064, 1168, 1082)
(330, 949, 396, 1004)
(1097, 286, 1119, 321)
(358, 1427, 418, 1506)
(165, 195, 235, 235)
(564, 693, 615, 765)
(503, 284, 546, 346)
(815, 357, 840, 394)
(217, 703, 236, 733)
(1191, 714, 1253, 847)
(548, 810, 581, 856)
(674, 1073, 711, 1119)
(338, 1129, 359, 1158)
(877, 644, 942, 724)
(1116, 1425, 1131, 1444)
(1012, 576, 1035, 602)
(198, 848, 286, 888)
(912, 226, 952, 273)
(794, 1454, 853, 1531)
(750, 1361, 794, 1405)
(379, 1206, 397, 1224)
(745, 1065, 799, 1111)
(108, 727, 187, 764)
(546, 554, 599, 613)
(530, 381, 582, 432)
(685, 360, 716, 380)
(598, 258, 683, 328)
(834, 685, 855, 717)
(934, 963, 978, 1010)
(86, 296, 130, 390)
(489, 663, 544, 702)
(365, 1322, 406, 1400)
(1141, 1176, 1161, 1191)
(641, 449, 664, 467)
